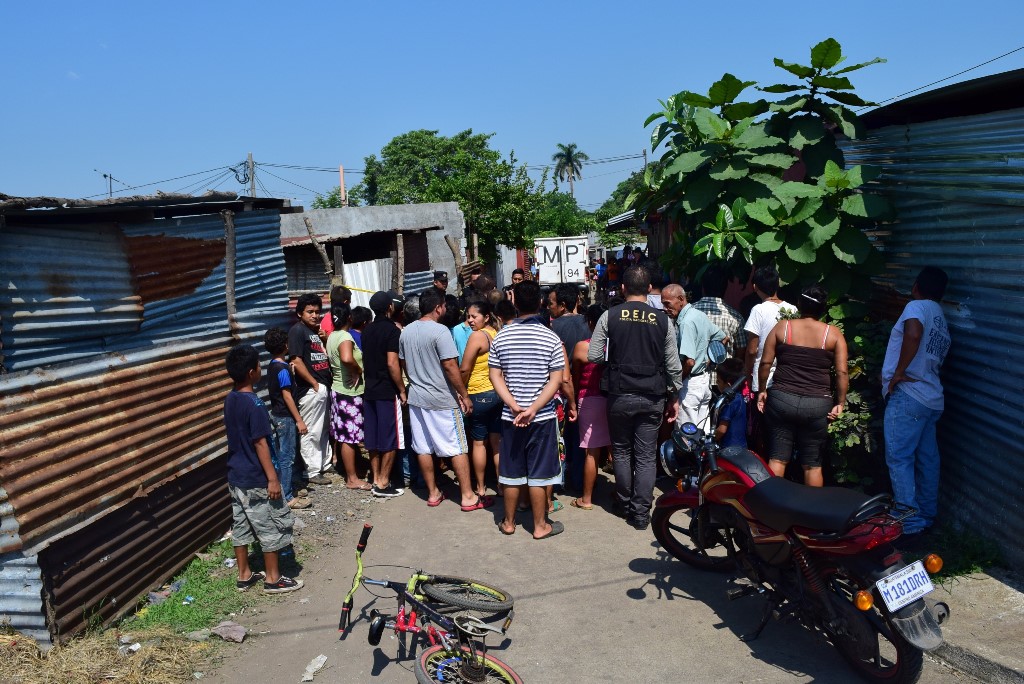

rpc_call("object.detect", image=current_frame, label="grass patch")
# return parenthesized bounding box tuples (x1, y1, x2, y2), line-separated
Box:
(128, 539, 255, 633)
(927, 525, 1003, 583)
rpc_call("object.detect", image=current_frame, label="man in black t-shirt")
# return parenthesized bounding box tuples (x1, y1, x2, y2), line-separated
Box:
(288, 293, 333, 485)
(361, 291, 408, 497)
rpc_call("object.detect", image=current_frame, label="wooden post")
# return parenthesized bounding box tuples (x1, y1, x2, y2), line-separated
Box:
(393, 233, 405, 294)
(333, 245, 345, 287)
(444, 234, 464, 296)
(221, 210, 240, 340)
(471, 231, 479, 261)
(339, 165, 348, 207)
(303, 216, 334, 283)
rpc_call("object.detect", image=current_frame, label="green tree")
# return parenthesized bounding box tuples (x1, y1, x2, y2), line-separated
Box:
(629, 38, 889, 300)
(346, 129, 545, 258)
(551, 143, 590, 197)
(529, 191, 600, 239)
(311, 186, 360, 208)
(594, 170, 647, 246)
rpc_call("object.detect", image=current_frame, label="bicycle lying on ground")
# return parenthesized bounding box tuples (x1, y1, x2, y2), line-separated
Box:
(340, 523, 523, 683)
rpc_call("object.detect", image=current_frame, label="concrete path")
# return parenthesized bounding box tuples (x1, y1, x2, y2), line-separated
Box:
(206, 473, 976, 683)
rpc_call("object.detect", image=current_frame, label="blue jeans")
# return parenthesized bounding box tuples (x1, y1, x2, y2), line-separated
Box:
(269, 414, 297, 502)
(884, 387, 943, 535)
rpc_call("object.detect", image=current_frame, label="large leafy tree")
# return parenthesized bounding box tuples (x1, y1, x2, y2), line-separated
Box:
(344, 129, 545, 258)
(594, 170, 647, 246)
(551, 143, 590, 197)
(630, 38, 889, 301)
(529, 191, 600, 239)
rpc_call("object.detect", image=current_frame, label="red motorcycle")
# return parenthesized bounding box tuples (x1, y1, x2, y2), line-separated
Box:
(653, 376, 947, 684)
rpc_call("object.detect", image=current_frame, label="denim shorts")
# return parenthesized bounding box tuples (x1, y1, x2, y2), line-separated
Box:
(764, 388, 832, 468)
(467, 390, 503, 440)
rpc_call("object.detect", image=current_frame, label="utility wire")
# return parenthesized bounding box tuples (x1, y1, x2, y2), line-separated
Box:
(257, 166, 322, 195)
(174, 168, 234, 195)
(860, 44, 1024, 112)
(79, 165, 234, 199)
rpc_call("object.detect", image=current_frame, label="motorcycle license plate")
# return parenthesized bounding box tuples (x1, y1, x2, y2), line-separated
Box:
(875, 561, 934, 613)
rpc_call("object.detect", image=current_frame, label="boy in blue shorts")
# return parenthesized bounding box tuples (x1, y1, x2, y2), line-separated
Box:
(224, 344, 304, 594)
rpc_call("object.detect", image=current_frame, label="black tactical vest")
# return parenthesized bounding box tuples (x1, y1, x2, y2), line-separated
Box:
(603, 301, 670, 396)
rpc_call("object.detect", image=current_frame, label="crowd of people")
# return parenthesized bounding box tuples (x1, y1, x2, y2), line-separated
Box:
(221, 256, 951, 591)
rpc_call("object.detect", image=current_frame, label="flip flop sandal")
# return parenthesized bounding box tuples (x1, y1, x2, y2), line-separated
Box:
(534, 520, 565, 540)
(498, 521, 516, 535)
(461, 495, 494, 512)
(347, 482, 373, 491)
(426, 493, 446, 507)
(548, 500, 564, 513)
(570, 498, 594, 510)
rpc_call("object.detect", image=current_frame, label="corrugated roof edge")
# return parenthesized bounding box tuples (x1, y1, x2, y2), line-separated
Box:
(861, 68, 1024, 129)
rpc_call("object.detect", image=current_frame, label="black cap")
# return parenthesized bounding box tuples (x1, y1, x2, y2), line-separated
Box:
(433, 270, 448, 281)
(369, 291, 393, 314)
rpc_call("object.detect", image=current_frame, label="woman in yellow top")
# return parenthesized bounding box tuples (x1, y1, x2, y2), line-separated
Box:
(326, 304, 368, 491)
(459, 300, 503, 498)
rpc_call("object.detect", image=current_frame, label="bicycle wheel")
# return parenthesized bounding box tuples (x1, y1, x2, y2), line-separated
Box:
(421, 575, 514, 613)
(415, 644, 523, 684)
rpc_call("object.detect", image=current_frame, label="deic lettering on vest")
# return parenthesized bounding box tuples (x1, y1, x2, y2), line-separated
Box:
(619, 309, 659, 324)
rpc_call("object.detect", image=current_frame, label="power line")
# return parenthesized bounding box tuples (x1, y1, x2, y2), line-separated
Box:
(257, 166, 322, 195)
(259, 162, 365, 174)
(79, 165, 236, 199)
(861, 44, 1024, 112)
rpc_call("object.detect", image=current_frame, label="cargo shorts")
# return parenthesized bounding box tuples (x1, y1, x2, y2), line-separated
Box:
(229, 485, 294, 553)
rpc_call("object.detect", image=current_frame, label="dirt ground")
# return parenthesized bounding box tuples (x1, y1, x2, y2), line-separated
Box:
(202, 471, 974, 683)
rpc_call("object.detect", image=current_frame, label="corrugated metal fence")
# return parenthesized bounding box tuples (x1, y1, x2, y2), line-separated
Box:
(843, 108, 1024, 565)
(0, 207, 289, 640)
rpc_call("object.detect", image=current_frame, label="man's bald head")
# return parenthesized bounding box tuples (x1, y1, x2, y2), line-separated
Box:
(661, 283, 687, 318)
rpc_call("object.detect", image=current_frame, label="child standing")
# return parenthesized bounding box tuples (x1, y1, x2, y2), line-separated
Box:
(223, 344, 304, 595)
(714, 358, 748, 448)
(263, 328, 311, 510)
(289, 293, 333, 486)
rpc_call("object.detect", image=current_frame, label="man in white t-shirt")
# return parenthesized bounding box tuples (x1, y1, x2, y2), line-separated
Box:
(743, 266, 797, 392)
(743, 267, 796, 452)
(882, 267, 951, 541)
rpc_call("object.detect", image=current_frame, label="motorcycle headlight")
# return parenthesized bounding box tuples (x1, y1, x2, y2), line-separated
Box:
(660, 423, 702, 476)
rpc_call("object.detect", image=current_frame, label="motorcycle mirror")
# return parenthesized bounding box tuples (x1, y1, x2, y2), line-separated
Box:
(708, 340, 727, 366)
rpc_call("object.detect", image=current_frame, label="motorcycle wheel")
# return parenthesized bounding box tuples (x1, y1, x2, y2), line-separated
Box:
(652, 504, 735, 572)
(825, 569, 924, 684)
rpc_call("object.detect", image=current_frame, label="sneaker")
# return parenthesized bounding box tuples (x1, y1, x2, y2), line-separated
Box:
(287, 497, 312, 510)
(264, 576, 304, 594)
(236, 571, 265, 592)
(324, 471, 345, 485)
(372, 484, 405, 498)
(295, 488, 309, 498)
(627, 516, 650, 531)
(307, 475, 332, 486)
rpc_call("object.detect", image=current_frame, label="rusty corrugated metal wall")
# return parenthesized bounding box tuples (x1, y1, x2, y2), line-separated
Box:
(0, 206, 289, 640)
(843, 107, 1024, 565)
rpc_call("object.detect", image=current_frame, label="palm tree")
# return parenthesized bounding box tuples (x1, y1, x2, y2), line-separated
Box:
(551, 143, 590, 197)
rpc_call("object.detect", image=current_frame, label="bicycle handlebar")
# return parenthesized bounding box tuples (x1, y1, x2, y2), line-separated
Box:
(340, 524, 374, 635)
(357, 523, 373, 552)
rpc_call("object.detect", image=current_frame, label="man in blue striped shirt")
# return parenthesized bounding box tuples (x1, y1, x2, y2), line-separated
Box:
(489, 280, 567, 540)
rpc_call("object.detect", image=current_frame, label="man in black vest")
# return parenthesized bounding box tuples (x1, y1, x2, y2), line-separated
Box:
(587, 265, 682, 530)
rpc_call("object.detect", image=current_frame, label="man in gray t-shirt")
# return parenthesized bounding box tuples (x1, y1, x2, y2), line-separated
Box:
(399, 288, 493, 513)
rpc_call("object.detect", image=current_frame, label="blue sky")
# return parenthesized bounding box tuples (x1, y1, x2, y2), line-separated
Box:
(2, 1, 1023, 212)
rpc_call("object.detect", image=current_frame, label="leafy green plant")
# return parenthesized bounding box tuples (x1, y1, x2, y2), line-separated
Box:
(826, 318, 891, 486)
(630, 38, 890, 299)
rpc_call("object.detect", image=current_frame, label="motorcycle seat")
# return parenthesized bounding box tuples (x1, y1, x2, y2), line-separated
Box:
(744, 477, 883, 533)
